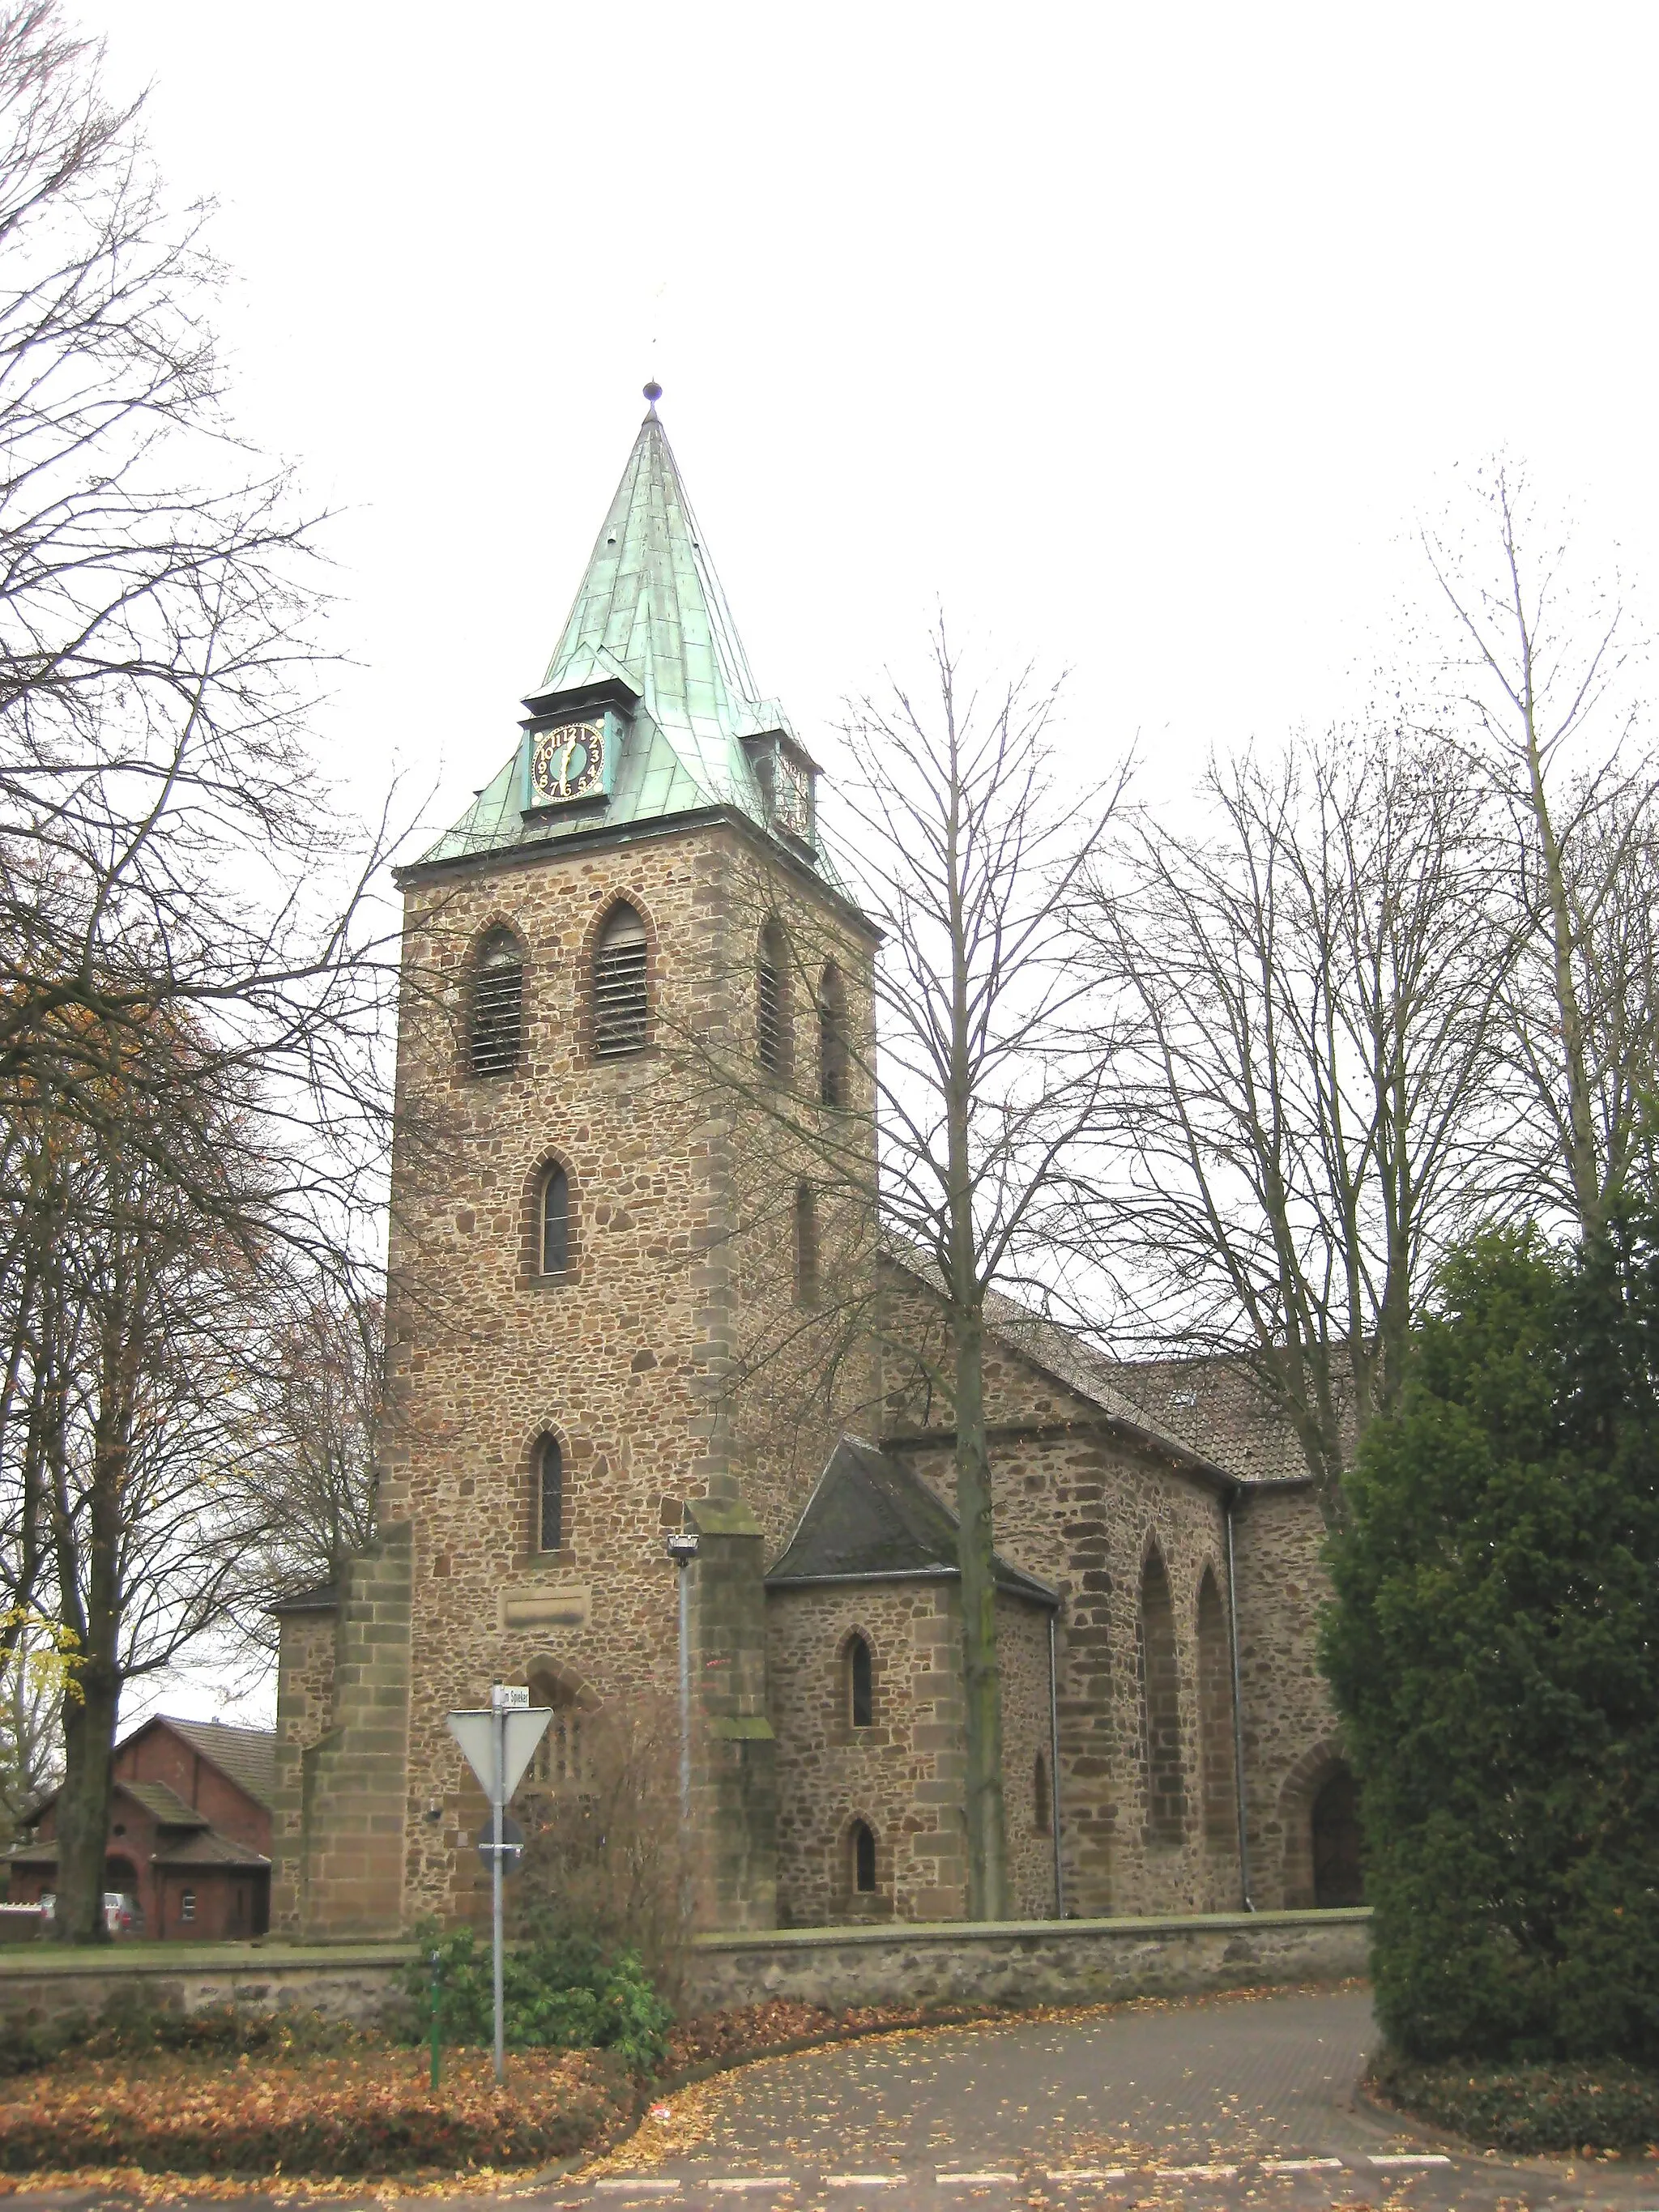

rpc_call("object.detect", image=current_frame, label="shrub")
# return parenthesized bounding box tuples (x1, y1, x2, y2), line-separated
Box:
(510, 1692, 693, 2004)
(404, 1920, 672, 2071)
(1322, 1222, 1659, 2063)
(1371, 2049, 1659, 2155)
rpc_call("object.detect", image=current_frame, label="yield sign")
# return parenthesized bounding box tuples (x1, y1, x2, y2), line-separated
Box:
(447, 1708, 552, 1807)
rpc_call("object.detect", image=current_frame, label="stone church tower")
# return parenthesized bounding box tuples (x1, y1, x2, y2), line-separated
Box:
(269, 394, 1354, 1942)
(271, 388, 878, 1937)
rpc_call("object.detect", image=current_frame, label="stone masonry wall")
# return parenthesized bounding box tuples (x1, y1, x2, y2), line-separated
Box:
(768, 1581, 966, 1926)
(875, 1266, 1338, 1921)
(378, 816, 876, 1933)
(270, 1524, 413, 1940)
(1229, 1485, 1341, 1907)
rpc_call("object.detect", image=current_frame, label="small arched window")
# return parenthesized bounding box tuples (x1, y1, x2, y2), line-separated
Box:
(851, 1820, 877, 1893)
(539, 1165, 569, 1277)
(848, 1634, 873, 1728)
(794, 1182, 818, 1308)
(757, 919, 788, 1077)
(471, 929, 524, 1077)
(818, 962, 847, 1108)
(593, 904, 649, 1057)
(1034, 1751, 1051, 1835)
(537, 1434, 563, 1554)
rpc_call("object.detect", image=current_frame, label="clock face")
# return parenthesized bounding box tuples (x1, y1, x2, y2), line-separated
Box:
(530, 719, 605, 803)
(774, 752, 812, 840)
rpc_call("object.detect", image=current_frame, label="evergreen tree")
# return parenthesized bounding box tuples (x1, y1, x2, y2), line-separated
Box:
(1323, 1224, 1659, 2061)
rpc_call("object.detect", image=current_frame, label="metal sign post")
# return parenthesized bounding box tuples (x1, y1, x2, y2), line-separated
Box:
(446, 1686, 550, 2085)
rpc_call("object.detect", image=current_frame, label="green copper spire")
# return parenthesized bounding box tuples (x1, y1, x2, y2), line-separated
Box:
(535, 403, 785, 749)
(417, 388, 817, 873)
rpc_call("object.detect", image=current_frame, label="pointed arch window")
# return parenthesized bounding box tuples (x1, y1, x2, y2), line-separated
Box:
(1034, 1751, 1051, 1835)
(847, 1633, 873, 1728)
(794, 1182, 819, 1308)
(851, 1818, 877, 1894)
(757, 919, 789, 1077)
(471, 929, 524, 1077)
(818, 962, 847, 1108)
(537, 1434, 564, 1554)
(539, 1165, 570, 1278)
(1139, 1549, 1185, 1844)
(593, 904, 649, 1057)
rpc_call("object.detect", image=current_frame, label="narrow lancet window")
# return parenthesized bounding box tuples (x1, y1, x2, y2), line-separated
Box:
(794, 1182, 819, 1307)
(593, 904, 648, 1057)
(540, 1165, 569, 1277)
(471, 929, 524, 1076)
(757, 919, 787, 1076)
(538, 1435, 563, 1553)
(852, 1819, 877, 1894)
(1034, 1751, 1051, 1834)
(848, 1634, 873, 1728)
(818, 961, 847, 1107)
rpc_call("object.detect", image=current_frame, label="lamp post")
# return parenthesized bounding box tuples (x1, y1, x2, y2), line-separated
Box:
(665, 1532, 699, 1826)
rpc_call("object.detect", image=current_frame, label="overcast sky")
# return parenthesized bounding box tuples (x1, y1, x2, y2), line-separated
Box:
(87, 0, 1657, 1721)
(83, 0, 1659, 843)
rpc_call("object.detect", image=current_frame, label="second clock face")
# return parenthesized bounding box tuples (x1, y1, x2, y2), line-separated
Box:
(530, 719, 605, 803)
(774, 753, 812, 839)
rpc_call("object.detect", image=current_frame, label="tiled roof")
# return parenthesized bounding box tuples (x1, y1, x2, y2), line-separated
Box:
(881, 1242, 1313, 1489)
(160, 1720, 278, 1810)
(768, 1434, 1060, 1608)
(150, 1826, 271, 1870)
(121, 1779, 207, 1828)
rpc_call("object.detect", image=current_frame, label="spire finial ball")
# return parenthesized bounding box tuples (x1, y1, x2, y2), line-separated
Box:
(643, 380, 663, 407)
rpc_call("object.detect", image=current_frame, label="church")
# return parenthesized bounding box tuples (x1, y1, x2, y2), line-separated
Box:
(268, 391, 1354, 1940)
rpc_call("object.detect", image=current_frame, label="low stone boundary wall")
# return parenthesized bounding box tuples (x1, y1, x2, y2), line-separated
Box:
(685, 1908, 1371, 2013)
(0, 1910, 1368, 2030)
(0, 1941, 419, 2026)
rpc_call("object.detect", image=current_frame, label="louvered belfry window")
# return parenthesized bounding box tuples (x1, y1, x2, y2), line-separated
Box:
(471, 929, 523, 1076)
(757, 920, 787, 1076)
(593, 904, 648, 1057)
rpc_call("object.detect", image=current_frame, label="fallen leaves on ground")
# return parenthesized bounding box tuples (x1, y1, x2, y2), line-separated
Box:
(0, 2044, 633, 2182)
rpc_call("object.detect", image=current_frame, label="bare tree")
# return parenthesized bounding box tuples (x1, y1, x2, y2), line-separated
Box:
(0, 5, 405, 1939)
(688, 624, 1126, 1919)
(234, 1280, 384, 1643)
(1078, 729, 1503, 1519)
(1422, 459, 1658, 1242)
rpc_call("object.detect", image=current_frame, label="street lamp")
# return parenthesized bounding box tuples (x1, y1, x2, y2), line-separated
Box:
(665, 1531, 699, 1823)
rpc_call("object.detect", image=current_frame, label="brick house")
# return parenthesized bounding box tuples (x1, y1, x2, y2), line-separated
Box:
(6, 1717, 273, 1939)
(268, 390, 1360, 1941)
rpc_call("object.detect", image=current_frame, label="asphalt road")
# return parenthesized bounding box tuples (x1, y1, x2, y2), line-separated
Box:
(563, 1988, 1658, 2212)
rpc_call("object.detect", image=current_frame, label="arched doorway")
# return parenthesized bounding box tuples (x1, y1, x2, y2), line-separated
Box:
(1311, 1766, 1364, 1907)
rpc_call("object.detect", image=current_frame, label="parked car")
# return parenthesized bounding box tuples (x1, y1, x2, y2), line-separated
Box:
(103, 1891, 139, 1935)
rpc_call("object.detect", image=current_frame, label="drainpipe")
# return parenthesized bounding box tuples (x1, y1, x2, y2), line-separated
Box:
(1223, 1489, 1256, 1912)
(1047, 1611, 1064, 1918)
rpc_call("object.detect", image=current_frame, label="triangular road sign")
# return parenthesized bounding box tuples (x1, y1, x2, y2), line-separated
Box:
(447, 1707, 553, 1807)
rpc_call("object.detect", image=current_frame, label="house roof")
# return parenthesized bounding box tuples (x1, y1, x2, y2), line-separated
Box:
(157, 1720, 277, 1810)
(121, 1779, 208, 1828)
(766, 1434, 1060, 1608)
(149, 1828, 271, 1870)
